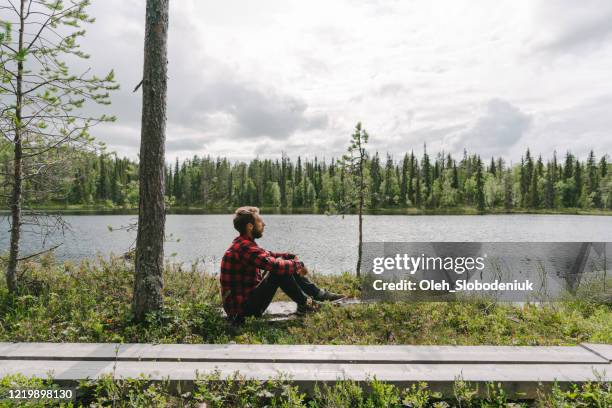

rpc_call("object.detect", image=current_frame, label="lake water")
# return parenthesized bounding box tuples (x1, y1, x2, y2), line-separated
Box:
(1, 214, 611, 274)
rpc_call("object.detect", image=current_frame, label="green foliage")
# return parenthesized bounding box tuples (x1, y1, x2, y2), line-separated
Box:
(0, 257, 610, 347)
(537, 381, 612, 407)
(0, 374, 70, 407)
(0, 0, 119, 293)
(0, 0, 119, 213)
(401, 382, 443, 407)
(78, 375, 172, 407)
(0, 256, 229, 344)
(193, 371, 305, 407)
(2, 373, 608, 407)
(335, 122, 370, 213)
(3, 144, 611, 213)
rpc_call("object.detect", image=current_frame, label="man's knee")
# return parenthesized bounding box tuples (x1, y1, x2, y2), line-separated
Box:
(268, 272, 294, 284)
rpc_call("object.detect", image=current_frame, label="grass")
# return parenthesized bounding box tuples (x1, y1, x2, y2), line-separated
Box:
(0, 256, 610, 406)
(1, 372, 610, 407)
(0, 255, 610, 346)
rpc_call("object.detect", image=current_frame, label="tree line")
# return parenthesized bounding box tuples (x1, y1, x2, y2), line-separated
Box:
(4, 146, 610, 212)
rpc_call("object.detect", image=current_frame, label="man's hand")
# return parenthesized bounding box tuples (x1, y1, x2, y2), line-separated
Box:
(297, 264, 309, 277)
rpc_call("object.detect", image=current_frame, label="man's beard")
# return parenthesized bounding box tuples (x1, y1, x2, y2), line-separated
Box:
(253, 229, 263, 239)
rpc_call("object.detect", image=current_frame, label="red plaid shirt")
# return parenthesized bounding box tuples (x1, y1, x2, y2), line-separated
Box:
(220, 235, 303, 317)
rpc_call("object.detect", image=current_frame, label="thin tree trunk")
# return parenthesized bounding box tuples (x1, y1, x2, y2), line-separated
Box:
(6, 0, 25, 294)
(133, 0, 169, 322)
(356, 160, 364, 277)
(357, 195, 363, 277)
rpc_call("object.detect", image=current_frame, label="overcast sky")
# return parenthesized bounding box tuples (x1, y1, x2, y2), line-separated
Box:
(70, 0, 612, 162)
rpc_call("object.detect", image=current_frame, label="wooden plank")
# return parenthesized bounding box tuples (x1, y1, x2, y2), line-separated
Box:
(0, 360, 608, 383)
(0, 342, 121, 361)
(581, 343, 612, 362)
(0, 343, 14, 356)
(0, 343, 608, 364)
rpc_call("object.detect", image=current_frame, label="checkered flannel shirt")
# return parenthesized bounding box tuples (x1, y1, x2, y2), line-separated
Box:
(220, 235, 303, 318)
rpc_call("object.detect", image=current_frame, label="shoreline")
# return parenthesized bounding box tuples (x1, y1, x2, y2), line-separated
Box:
(1, 206, 611, 216)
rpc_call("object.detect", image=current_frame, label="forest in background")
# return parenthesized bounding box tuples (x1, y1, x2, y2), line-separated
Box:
(1, 145, 610, 213)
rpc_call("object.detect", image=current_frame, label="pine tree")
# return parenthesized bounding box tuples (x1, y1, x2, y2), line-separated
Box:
(96, 154, 108, 201)
(496, 157, 504, 177)
(519, 157, 527, 207)
(383, 154, 396, 206)
(173, 158, 180, 200)
(475, 156, 485, 212)
(111, 157, 120, 204)
(600, 155, 608, 179)
(544, 163, 555, 209)
(504, 169, 513, 210)
(529, 167, 539, 208)
(408, 152, 416, 205)
(0, 0, 118, 292)
(400, 153, 409, 205)
(422, 144, 432, 206)
(574, 160, 583, 207)
(415, 175, 422, 208)
(451, 162, 459, 189)
(586, 150, 601, 207)
(563, 152, 574, 180)
(370, 153, 381, 208)
(523, 149, 534, 207)
(338, 122, 369, 276)
(280, 154, 288, 207)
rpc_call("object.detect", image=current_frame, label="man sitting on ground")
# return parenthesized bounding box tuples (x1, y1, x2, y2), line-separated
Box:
(220, 206, 345, 322)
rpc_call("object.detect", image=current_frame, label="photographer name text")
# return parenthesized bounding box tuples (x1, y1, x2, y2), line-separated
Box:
(372, 279, 534, 292)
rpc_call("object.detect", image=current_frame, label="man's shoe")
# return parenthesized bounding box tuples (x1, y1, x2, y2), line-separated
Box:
(314, 290, 346, 302)
(296, 298, 321, 316)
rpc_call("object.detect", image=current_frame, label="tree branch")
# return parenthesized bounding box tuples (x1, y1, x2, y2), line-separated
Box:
(16, 243, 63, 262)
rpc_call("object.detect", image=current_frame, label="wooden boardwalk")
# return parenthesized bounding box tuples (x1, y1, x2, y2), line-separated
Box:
(0, 342, 610, 398)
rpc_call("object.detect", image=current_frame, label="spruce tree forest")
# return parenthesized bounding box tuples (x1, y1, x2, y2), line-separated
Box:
(1, 146, 610, 213)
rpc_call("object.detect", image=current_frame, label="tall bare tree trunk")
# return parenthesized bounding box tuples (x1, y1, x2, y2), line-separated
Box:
(133, 0, 169, 322)
(356, 192, 363, 277)
(6, 0, 25, 294)
(356, 154, 364, 277)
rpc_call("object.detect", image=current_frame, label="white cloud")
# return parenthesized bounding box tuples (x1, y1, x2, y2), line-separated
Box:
(29, 0, 612, 161)
(443, 99, 532, 159)
(514, 95, 612, 160)
(527, 0, 612, 55)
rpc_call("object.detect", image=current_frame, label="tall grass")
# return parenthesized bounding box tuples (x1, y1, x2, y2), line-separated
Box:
(0, 255, 609, 345)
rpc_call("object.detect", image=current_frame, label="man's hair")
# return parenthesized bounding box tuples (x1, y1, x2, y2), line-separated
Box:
(233, 206, 260, 234)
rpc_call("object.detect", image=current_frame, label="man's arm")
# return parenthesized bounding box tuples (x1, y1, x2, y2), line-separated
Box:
(242, 244, 303, 275)
(269, 251, 297, 260)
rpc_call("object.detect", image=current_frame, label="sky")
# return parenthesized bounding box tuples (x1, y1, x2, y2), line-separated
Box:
(32, 0, 612, 162)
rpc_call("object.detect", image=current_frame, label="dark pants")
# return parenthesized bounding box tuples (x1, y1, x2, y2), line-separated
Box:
(242, 272, 322, 318)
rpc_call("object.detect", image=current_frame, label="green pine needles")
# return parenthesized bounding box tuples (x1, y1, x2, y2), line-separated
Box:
(0, 0, 118, 293)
